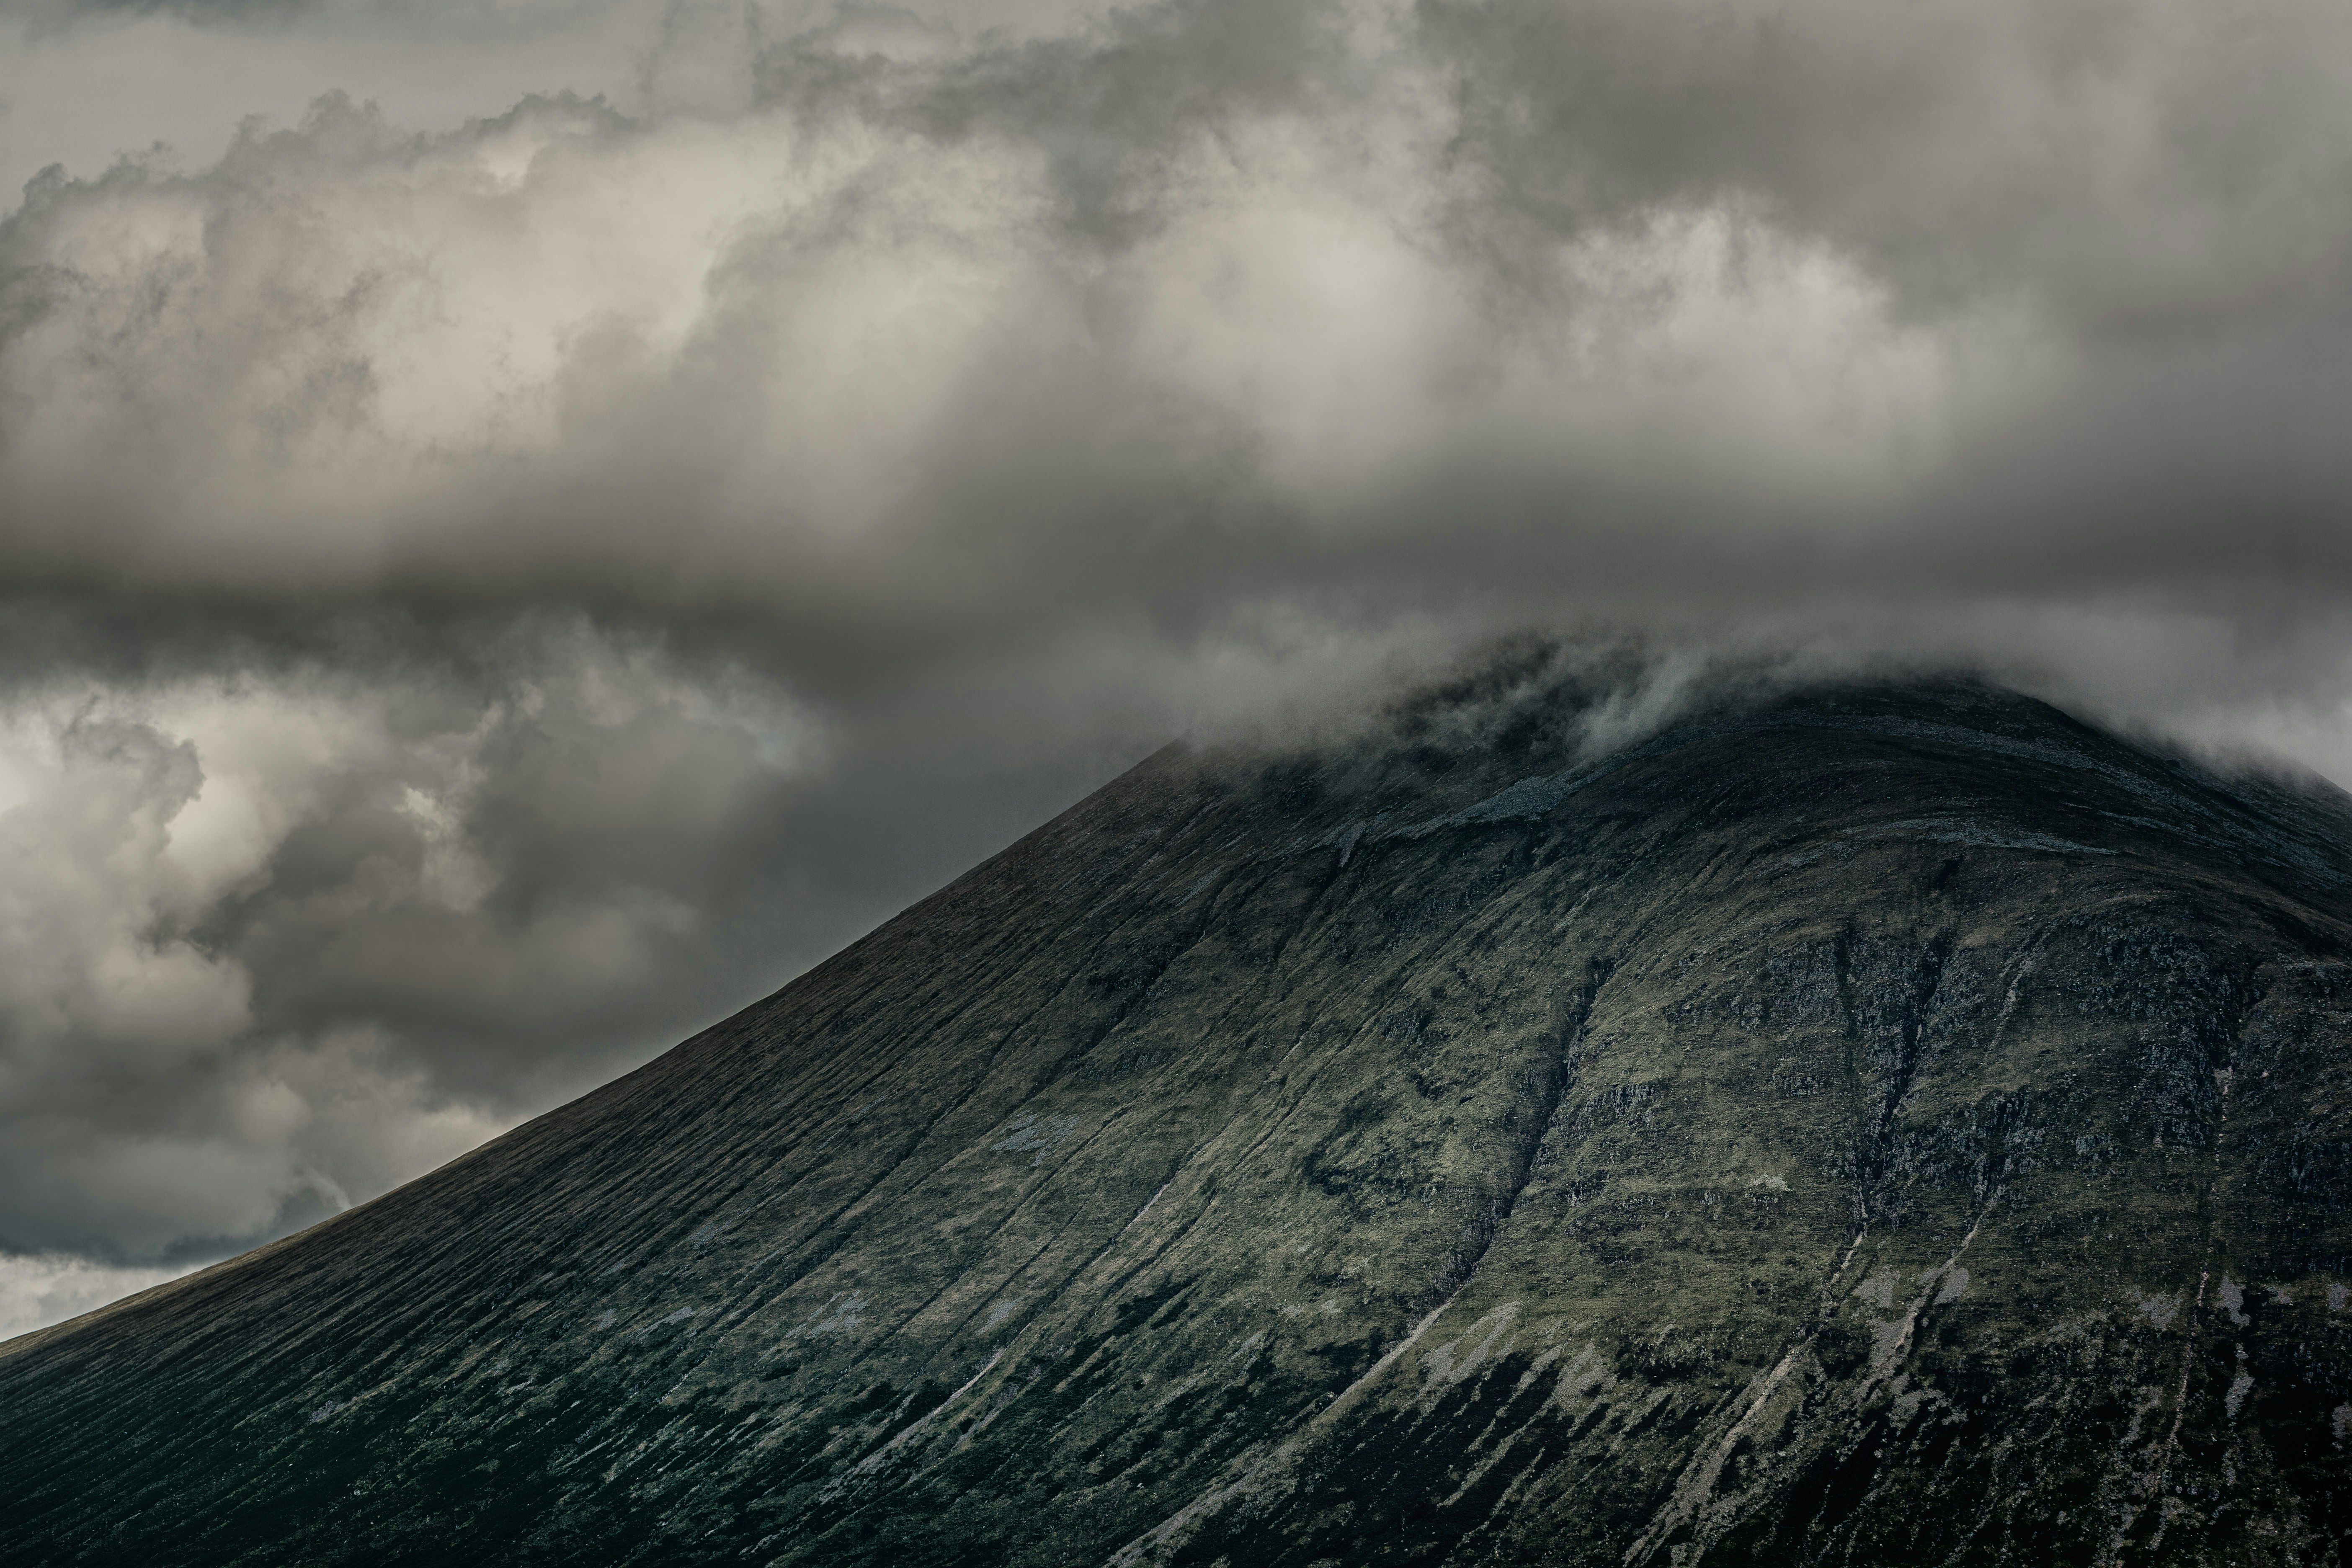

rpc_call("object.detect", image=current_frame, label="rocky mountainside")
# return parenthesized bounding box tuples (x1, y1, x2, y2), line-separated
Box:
(8, 677, 2352, 1566)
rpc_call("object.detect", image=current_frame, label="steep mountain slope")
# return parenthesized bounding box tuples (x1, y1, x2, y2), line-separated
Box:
(8, 678, 2352, 1566)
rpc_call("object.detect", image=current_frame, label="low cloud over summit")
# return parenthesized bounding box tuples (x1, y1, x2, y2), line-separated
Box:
(4, 0, 2352, 1327)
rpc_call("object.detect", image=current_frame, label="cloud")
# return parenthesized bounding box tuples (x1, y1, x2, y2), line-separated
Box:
(1425, 0, 2352, 324)
(3, 0, 2343, 638)
(0, 1253, 196, 1342)
(0, 618, 828, 1260)
(0, 3, 1945, 622)
(4, 0, 2352, 1321)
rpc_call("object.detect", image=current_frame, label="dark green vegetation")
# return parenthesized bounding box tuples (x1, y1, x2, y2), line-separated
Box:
(8, 677, 2352, 1566)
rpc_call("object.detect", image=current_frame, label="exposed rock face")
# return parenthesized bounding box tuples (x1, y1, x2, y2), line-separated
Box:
(8, 680, 2352, 1566)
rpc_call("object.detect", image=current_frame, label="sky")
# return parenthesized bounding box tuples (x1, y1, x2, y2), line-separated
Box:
(3, 0, 2352, 1336)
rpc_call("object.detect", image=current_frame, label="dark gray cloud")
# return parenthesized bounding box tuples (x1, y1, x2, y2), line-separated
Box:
(5, 0, 2352, 1330)
(0, 616, 1199, 1328)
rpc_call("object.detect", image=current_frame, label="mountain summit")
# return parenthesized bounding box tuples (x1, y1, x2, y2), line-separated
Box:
(7, 679, 2352, 1565)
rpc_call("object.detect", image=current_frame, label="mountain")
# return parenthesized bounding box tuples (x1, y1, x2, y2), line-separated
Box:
(7, 677, 2352, 1566)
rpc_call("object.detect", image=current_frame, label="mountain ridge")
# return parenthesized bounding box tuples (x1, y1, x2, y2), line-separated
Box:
(8, 676, 2352, 1565)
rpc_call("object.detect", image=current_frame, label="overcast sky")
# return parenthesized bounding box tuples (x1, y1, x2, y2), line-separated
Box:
(4, 0, 2352, 1336)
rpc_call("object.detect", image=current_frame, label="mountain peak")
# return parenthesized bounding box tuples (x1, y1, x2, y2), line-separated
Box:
(8, 679, 2351, 1565)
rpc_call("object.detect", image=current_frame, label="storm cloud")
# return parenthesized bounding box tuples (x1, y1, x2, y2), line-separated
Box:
(4, 0, 2352, 1330)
